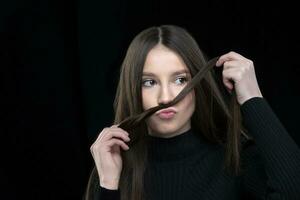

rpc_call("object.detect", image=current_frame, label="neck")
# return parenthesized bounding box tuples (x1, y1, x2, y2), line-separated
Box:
(147, 125, 191, 138)
(146, 127, 207, 163)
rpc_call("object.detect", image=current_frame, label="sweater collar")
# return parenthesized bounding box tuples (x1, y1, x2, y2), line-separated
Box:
(146, 127, 207, 162)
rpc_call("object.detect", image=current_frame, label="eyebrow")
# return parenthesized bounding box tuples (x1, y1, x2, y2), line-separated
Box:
(142, 69, 189, 77)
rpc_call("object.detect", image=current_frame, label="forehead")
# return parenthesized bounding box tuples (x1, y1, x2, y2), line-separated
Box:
(143, 46, 189, 74)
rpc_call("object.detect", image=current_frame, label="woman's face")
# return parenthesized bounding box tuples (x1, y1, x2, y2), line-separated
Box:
(142, 45, 195, 138)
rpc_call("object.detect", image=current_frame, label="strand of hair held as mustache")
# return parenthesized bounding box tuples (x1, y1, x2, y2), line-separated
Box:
(117, 56, 236, 140)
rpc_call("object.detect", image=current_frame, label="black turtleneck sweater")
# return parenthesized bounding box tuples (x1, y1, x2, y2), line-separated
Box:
(95, 97, 300, 199)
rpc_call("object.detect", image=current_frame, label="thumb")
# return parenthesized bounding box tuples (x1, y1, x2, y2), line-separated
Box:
(223, 77, 234, 91)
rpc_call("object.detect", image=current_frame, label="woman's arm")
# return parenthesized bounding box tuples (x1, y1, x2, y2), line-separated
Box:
(240, 97, 300, 199)
(95, 186, 120, 200)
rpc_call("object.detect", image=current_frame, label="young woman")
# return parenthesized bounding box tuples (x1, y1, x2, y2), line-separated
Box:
(85, 25, 300, 200)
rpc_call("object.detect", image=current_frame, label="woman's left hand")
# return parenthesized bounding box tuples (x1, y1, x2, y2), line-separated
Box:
(215, 51, 263, 105)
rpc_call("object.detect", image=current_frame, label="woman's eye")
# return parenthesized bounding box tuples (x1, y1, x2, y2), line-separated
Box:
(142, 77, 188, 87)
(175, 77, 188, 85)
(142, 79, 156, 87)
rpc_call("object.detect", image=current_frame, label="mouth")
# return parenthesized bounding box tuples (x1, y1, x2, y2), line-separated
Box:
(156, 107, 177, 120)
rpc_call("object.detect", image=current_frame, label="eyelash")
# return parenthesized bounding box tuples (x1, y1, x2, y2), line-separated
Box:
(142, 76, 188, 87)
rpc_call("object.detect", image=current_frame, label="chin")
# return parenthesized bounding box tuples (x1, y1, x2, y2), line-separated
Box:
(148, 122, 181, 137)
(155, 127, 177, 135)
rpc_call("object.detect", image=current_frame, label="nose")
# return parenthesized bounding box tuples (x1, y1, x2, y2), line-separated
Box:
(158, 84, 174, 105)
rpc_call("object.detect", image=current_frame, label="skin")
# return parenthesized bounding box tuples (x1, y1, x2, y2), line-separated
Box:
(215, 51, 263, 105)
(141, 44, 196, 138)
(90, 49, 264, 189)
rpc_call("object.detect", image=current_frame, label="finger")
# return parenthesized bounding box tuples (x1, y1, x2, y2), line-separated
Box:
(93, 127, 109, 145)
(223, 77, 234, 91)
(216, 51, 247, 66)
(106, 138, 130, 151)
(223, 60, 244, 70)
(110, 124, 120, 128)
(109, 126, 129, 135)
(109, 126, 129, 136)
(112, 123, 121, 127)
(92, 127, 129, 151)
(90, 127, 109, 153)
(90, 144, 95, 157)
(101, 130, 131, 143)
(222, 68, 240, 90)
(96, 126, 128, 142)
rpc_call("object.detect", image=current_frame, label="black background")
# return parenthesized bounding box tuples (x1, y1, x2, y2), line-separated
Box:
(2, 0, 299, 199)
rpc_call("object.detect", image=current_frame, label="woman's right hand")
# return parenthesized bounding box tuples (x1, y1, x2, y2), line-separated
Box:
(90, 124, 130, 189)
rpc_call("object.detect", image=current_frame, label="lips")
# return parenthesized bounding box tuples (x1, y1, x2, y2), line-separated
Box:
(156, 107, 177, 119)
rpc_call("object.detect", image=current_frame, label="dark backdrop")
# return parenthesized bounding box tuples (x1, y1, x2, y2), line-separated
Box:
(2, 0, 299, 199)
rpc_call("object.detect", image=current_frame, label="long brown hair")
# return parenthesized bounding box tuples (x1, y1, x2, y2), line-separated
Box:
(84, 24, 254, 200)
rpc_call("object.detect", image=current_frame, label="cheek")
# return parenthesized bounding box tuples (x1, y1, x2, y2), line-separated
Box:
(179, 93, 195, 129)
(142, 89, 154, 110)
(181, 91, 196, 110)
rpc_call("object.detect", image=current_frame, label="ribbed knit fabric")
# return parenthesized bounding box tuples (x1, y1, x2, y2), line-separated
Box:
(96, 97, 300, 200)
